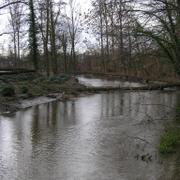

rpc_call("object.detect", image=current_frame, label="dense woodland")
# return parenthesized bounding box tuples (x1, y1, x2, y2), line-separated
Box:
(0, 0, 180, 80)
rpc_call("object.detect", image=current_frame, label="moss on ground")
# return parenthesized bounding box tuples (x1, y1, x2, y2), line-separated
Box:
(159, 128, 180, 154)
(159, 101, 180, 155)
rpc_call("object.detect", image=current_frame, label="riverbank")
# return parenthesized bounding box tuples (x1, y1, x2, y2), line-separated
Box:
(159, 101, 180, 180)
(1, 73, 180, 115)
(0, 73, 86, 114)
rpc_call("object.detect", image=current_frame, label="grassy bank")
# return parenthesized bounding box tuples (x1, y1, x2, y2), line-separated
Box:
(0, 73, 84, 97)
(159, 100, 180, 179)
(159, 102, 180, 154)
(159, 128, 180, 154)
(0, 73, 86, 113)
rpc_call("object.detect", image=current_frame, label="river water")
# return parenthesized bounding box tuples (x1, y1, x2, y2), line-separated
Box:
(77, 75, 145, 87)
(0, 77, 179, 180)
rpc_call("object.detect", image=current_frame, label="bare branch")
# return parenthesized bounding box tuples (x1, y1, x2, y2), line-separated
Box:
(0, 1, 27, 10)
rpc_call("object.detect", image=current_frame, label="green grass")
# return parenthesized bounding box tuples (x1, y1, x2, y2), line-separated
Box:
(159, 129, 180, 154)
(159, 100, 180, 155)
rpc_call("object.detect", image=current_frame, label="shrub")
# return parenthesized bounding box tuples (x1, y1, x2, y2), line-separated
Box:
(159, 129, 180, 154)
(21, 86, 29, 94)
(1, 85, 15, 97)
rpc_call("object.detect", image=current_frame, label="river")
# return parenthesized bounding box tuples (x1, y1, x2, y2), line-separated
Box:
(77, 75, 145, 87)
(0, 77, 179, 180)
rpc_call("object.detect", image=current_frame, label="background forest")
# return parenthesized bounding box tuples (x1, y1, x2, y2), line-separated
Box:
(0, 0, 180, 81)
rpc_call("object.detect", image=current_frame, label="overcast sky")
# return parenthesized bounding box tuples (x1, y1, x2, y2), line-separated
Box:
(0, 0, 92, 54)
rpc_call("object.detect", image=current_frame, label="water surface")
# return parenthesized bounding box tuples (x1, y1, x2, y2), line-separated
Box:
(77, 75, 144, 88)
(0, 91, 178, 180)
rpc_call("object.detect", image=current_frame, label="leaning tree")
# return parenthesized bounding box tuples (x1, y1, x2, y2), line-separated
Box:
(136, 0, 180, 77)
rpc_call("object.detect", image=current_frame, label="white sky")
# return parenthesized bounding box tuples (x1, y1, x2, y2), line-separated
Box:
(0, 0, 92, 54)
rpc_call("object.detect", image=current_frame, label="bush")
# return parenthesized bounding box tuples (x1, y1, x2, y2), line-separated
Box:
(159, 129, 180, 154)
(21, 86, 29, 94)
(1, 85, 15, 97)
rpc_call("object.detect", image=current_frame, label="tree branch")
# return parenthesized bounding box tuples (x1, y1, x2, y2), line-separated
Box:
(0, 1, 27, 10)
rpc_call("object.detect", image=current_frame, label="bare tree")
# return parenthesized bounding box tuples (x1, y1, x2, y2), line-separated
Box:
(38, 0, 51, 75)
(61, 32, 68, 73)
(68, 0, 81, 73)
(136, 0, 180, 76)
(0, 1, 27, 10)
(7, 0, 24, 62)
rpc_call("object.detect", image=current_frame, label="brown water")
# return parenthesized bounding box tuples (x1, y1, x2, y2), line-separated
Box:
(0, 90, 178, 180)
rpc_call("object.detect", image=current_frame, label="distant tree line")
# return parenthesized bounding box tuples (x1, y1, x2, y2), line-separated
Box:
(0, 0, 179, 79)
(84, 0, 180, 78)
(0, 0, 81, 75)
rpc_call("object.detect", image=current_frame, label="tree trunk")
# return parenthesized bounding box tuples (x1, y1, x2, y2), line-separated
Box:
(99, 2, 106, 72)
(45, 0, 50, 76)
(29, 0, 38, 71)
(50, 0, 57, 75)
